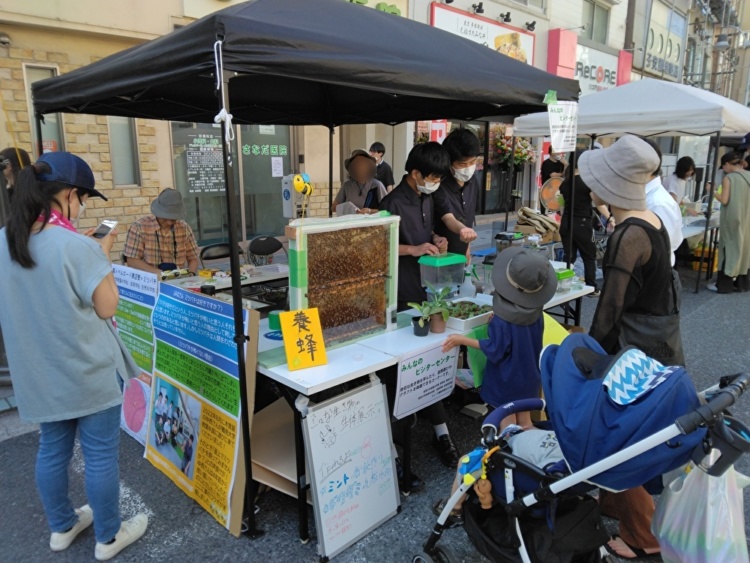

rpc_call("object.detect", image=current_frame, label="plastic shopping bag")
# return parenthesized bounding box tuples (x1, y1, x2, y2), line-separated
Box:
(652, 463, 750, 563)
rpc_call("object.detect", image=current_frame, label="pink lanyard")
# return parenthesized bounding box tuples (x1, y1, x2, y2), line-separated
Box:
(38, 208, 77, 233)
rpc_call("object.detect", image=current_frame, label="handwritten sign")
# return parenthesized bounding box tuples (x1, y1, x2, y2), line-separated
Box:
(547, 101, 578, 153)
(303, 381, 399, 559)
(280, 308, 328, 370)
(393, 345, 458, 419)
(113, 265, 159, 445)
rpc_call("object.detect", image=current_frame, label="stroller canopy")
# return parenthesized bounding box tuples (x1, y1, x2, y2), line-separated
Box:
(541, 333, 705, 492)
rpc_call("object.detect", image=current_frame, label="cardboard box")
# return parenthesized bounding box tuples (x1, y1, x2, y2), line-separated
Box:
(692, 247, 718, 273)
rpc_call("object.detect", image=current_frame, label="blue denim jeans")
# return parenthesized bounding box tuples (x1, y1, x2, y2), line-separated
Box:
(36, 404, 122, 543)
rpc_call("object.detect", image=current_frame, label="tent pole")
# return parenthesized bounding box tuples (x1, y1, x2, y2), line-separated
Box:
(589, 134, 596, 150)
(481, 121, 489, 215)
(566, 149, 577, 270)
(328, 127, 334, 218)
(217, 70, 263, 538)
(508, 135, 517, 221)
(694, 131, 721, 292)
(35, 114, 44, 158)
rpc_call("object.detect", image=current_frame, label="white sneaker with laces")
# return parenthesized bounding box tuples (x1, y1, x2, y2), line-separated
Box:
(50, 505, 93, 551)
(94, 513, 148, 561)
(707, 283, 718, 292)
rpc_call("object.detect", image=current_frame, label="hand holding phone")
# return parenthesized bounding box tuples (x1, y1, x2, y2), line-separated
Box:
(92, 220, 118, 239)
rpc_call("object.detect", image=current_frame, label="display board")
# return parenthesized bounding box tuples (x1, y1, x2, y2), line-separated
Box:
(185, 130, 225, 194)
(393, 344, 458, 419)
(303, 380, 399, 560)
(113, 266, 159, 445)
(146, 283, 248, 531)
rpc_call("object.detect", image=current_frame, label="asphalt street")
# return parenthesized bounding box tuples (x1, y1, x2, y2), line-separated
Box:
(2, 224, 750, 562)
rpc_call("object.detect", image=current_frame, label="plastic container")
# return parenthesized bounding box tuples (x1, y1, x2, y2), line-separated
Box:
(482, 255, 496, 294)
(418, 252, 466, 291)
(494, 231, 524, 253)
(555, 268, 575, 293)
(458, 266, 477, 298)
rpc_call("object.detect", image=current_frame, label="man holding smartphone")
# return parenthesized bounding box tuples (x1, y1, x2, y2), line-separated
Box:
(123, 188, 199, 275)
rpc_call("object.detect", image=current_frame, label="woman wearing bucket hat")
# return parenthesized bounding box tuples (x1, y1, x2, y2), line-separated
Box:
(123, 188, 200, 275)
(0, 152, 148, 559)
(442, 247, 557, 429)
(579, 134, 683, 560)
(331, 149, 387, 215)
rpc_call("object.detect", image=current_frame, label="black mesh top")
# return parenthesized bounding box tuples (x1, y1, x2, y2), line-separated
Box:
(589, 217, 673, 354)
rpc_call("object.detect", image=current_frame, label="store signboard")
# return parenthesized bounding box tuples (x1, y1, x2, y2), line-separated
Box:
(393, 345, 458, 419)
(430, 3, 535, 66)
(576, 45, 619, 95)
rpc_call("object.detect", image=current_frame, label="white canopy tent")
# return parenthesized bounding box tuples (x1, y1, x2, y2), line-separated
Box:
(513, 78, 750, 292)
(513, 78, 750, 138)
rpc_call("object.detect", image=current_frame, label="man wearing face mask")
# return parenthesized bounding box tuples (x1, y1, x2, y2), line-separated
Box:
(123, 188, 200, 275)
(379, 143, 460, 479)
(433, 129, 481, 257)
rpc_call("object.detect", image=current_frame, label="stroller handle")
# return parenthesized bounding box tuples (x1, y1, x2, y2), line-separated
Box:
(676, 373, 750, 435)
(481, 399, 546, 445)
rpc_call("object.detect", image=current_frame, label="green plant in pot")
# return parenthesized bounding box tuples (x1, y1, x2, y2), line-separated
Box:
(407, 301, 432, 337)
(424, 284, 451, 334)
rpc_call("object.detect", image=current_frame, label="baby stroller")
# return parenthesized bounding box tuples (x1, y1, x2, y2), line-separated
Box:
(414, 333, 750, 563)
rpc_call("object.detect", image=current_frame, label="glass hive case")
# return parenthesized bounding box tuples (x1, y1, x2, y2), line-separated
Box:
(286, 214, 400, 347)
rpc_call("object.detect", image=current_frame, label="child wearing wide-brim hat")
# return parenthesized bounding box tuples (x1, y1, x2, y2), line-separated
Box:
(443, 246, 557, 429)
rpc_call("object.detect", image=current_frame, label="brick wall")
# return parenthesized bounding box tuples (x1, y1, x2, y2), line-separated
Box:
(0, 45, 162, 261)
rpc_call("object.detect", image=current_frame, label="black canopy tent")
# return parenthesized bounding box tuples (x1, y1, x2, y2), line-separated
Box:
(32, 0, 579, 539)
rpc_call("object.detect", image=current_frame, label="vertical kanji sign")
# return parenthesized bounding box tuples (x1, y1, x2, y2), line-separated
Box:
(279, 308, 328, 370)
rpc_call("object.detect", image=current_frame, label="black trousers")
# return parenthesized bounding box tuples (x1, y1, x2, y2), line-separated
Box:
(561, 215, 598, 289)
(717, 257, 750, 293)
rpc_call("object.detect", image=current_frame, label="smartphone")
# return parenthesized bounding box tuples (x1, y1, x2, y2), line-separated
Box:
(92, 220, 118, 239)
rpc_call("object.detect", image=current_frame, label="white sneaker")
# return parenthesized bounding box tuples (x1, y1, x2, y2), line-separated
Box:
(50, 504, 93, 551)
(94, 513, 148, 561)
(707, 283, 718, 292)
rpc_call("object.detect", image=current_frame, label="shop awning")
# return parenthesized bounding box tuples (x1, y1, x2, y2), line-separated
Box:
(513, 78, 750, 138)
(32, 0, 578, 126)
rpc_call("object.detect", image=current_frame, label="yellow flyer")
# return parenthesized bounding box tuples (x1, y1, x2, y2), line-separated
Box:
(280, 308, 328, 370)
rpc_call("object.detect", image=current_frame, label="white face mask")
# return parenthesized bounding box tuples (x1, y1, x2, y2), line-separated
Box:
(452, 164, 476, 182)
(418, 180, 440, 194)
(69, 193, 86, 225)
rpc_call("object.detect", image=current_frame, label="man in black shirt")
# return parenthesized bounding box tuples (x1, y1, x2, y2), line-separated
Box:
(434, 129, 480, 258)
(370, 142, 395, 192)
(559, 149, 608, 295)
(379, 142, 460, 478)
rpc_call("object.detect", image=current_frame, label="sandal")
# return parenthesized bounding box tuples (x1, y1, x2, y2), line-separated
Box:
(432, 498, 463, 528)
(605, 535, 662, 561)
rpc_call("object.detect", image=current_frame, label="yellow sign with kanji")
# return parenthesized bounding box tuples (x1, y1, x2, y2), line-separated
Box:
(279, 308, 328, 371)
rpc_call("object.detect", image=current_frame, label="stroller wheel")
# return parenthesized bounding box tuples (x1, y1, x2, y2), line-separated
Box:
(412, 546, 456, 563)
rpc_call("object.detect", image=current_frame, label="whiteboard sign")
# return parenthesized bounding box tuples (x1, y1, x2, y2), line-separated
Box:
(393, 345, 458, 419)
(548, 101, 578, 153)
(303, 381, 399, 559)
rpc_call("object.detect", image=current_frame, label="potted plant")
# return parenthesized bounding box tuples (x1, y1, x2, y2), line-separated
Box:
(425, 285, 451, 334)
(407, 301, 432, 336)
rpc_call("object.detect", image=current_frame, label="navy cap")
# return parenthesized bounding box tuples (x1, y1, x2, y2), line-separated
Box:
(35, 152, 108, 200)
(739, 132, 750, 150)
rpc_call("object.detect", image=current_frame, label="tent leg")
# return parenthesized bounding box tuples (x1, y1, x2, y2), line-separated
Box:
(589, 134, 597, 150)
(481, 121, 489, 214)
(509, 135, 517, 212)
(35, 114, 44, 158)
(328, 127, 334, 218)
(694, 131, 721, 293)
(218, 74, 264, 539)
(565, 150, 577, 270)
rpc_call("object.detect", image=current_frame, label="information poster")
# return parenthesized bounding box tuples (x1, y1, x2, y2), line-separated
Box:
(547, 101, 579, 153)
(303, 381, 399, 559)
(146, 283, 247, 530)
(185, 131, 225, 193)
(113, 266, 159, 445)
(393, 345, 458, 419)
